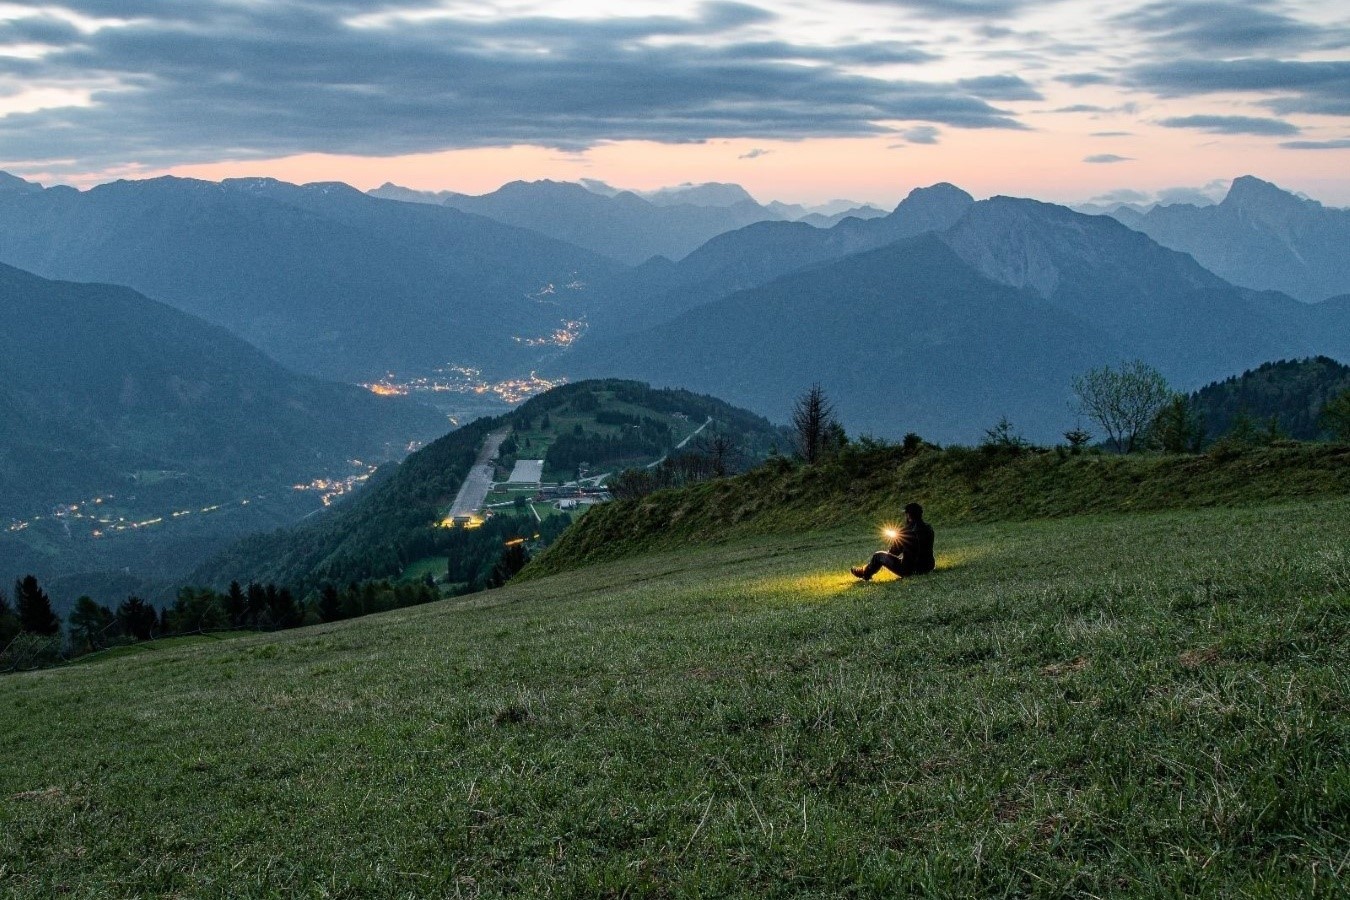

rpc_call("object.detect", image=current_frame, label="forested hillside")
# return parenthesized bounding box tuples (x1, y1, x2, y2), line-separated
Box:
(1189, 356, 1350, 441)
(191, 380, 784, 594)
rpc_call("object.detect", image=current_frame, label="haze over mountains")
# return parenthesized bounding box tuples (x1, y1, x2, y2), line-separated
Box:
(0, 263, 445, 590)
(0, 172, 620, 381)
(369, 179, 885, 264)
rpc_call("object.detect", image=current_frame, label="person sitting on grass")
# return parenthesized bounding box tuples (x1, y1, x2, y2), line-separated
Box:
(850, 502, 935, 581)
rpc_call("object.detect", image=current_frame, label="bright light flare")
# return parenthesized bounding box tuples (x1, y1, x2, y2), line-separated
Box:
(882, 526, 899, 542)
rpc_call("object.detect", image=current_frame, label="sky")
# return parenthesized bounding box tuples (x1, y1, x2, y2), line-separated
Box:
(0, 0, 1347, 208)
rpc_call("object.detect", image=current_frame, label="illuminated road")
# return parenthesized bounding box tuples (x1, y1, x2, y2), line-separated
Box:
(447, 427, 511, 518)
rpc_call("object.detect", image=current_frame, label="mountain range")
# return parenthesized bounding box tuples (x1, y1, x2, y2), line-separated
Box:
(0, 173, 621, 381)
(1107, 176, 1350, 303)
(370, 179, 885, 264)
(558, 192, 1348, 442)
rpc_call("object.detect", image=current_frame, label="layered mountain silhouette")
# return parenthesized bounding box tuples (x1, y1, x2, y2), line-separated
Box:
(0, 174, 620, 380)
(1110, 176, 1350, 302)
(584, 182, 975, 338)
(371, 179, 887, 264)
(375, 179, 782, 264)
(0, 263, 447, 581)
(560, 194, 1349, 442)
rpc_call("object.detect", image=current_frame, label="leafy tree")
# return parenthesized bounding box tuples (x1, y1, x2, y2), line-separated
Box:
(1072, 361, 1172, 454)
(117, 596, 157, 641)
(14, 575, 60, 636)
(1150, 395, 1205, 454)
(791, 383, 843, 464)
(1320, 388, 1350, 441)
(69, 596, 115, 651)
(169, 587, 227, 633)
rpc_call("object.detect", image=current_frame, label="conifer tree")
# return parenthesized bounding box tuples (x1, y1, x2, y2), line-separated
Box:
(117, 596, 157, 641)
(0, 586, 19, 647)
(318, 583, 342, 622)
(225, 581, 247, 626)
(15, 575, 60, 636)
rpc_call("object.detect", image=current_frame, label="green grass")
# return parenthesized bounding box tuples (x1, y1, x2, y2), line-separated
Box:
(2, 498, 1347, 897)
(64, 634, 231, 667)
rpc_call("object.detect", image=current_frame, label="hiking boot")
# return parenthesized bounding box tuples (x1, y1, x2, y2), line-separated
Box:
(850, 566, 871, 581)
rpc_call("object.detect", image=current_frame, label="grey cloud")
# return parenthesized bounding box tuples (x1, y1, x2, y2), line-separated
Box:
(0, 1, 1027, 173)
(1158, 114, 1300, 135)
(1130, 59, 1350, 121)
(1055, 104, 1109, 113)
(956, 74, 1043, 101)
(1084, 153, 1132, 163)
(900, 125, 940, 143)
(1056, 73, 1111, 86)
(1131, 58, 1350, 94)
(1280, 138, 1350, 149)
(1091, 130, 1133, 136)
(1116, 1, 1337, 53)
(738, 148, 771, 159)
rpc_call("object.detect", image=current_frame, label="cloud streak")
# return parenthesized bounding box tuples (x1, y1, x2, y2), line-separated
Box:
(1158, 114, 1300, 136)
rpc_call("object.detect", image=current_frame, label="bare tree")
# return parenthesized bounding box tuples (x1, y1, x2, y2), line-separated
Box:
(1071, 361, 1172, 453)
(792, 384, 841, 464)
(693, 431, 739, 477)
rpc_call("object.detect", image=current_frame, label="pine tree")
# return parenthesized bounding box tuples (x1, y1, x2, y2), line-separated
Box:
(791, 384, 841, 464)
(0, 586, 19, 647)
(318, 583, 343, 622)
(488, 543, 529, 588)
(117, 596, 157, 641)
(15, 575, 60, 636)
(224, 581, 247, 626)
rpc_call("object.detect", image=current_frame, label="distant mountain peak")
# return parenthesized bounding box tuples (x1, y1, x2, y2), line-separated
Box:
(1222, 175, 1315, 211)
(642, 182, 759, 208)
(0, 171, 43, 194)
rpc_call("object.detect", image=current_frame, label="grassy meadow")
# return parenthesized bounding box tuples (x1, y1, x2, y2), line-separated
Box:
(2, 497, 1347, 897)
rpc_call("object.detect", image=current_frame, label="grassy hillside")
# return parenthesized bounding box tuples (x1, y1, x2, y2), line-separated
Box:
(527, 440, 1350, 577)
(2, 496, 1346, 896)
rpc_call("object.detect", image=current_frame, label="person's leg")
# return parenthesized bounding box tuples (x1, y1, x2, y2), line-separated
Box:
(852, 551, 904, 580)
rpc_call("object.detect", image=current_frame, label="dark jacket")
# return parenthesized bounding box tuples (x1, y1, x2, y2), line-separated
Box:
(888, 520, 935, 575)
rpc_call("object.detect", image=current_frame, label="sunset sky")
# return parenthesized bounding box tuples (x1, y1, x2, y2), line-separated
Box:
(1, 0, 1347, 207)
